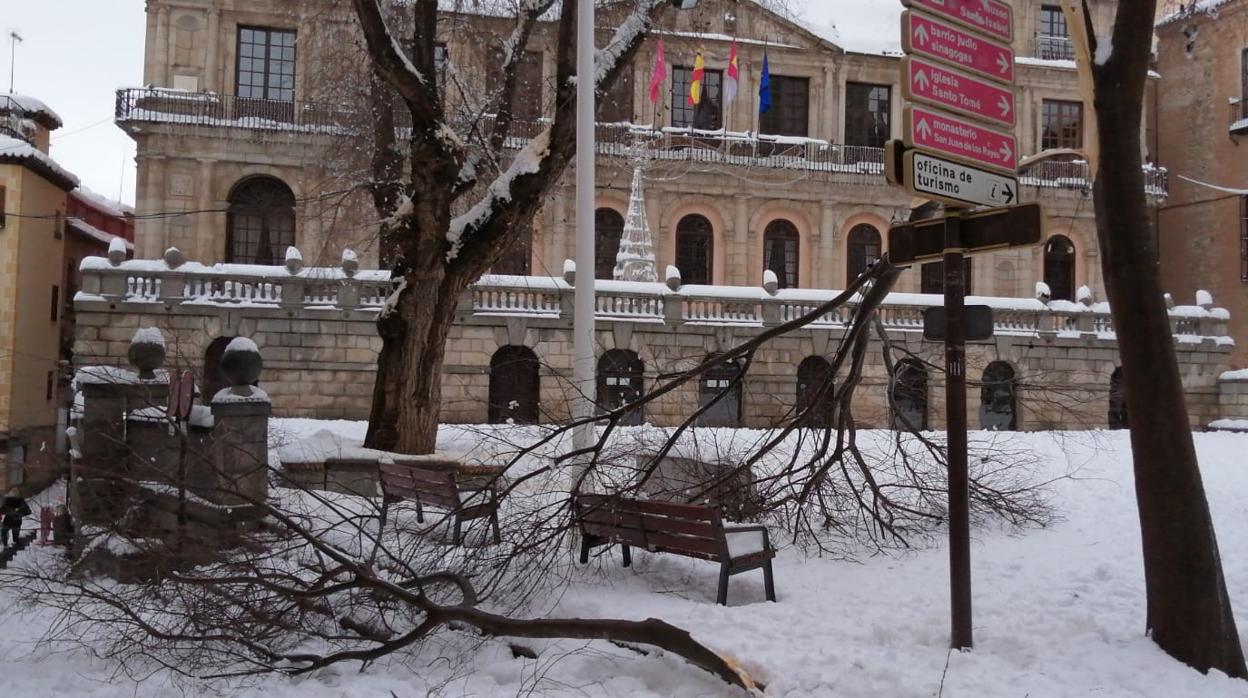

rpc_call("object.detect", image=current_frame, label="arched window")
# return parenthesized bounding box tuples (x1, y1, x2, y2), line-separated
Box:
(1109, 367, 1128, 430)
(796, 355, 833, 427)
(226, 176, 295, 265)
(1043, 235, 1076, 301)
(597, 349, 644, 425)
(698, 356, 742, 427)
(676, 214, 714, 285)
(763, 219, 799, 289)
(595, 208, 625, 280)
(202, 336, 236, 404)
(488, 346, 540, 424)
(980, 361, 1018, 431)
(492, 224, 532, 275)
(892, 358, 928, 430)
(846, 224, 881, 283)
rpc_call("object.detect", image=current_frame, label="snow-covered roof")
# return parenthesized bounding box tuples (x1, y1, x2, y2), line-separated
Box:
(72, 186, 135, 217)
(1157, 0, 1239, 27)
(0, 93, 63, 129)
(68, 218, 134, 250)
(0, 134, 79, 190)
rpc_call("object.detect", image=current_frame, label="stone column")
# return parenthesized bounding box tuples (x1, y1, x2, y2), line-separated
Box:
(205, 8, 221, 92)
(819, 204, 837, 288)
(733, 196, 750, 286)
(195, 158, 217, 262)
(154, 6, 171, 87)
(139, 156, 168, 258)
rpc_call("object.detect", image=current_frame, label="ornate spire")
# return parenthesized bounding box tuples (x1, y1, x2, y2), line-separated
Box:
(613, 166, 658, 282)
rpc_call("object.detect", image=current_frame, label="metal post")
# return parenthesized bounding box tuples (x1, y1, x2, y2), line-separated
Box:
(944, 208, 973, 649)
(571, 0, 596, 451)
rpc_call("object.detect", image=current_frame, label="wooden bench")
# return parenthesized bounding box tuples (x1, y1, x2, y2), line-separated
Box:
(379, 463, 501, 545)
(574, 494, 776, 605)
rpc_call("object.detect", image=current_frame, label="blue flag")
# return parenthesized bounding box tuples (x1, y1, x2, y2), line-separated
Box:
(759, 51, 772, 115)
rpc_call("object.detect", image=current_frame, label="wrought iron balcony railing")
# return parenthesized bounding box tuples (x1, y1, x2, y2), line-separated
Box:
(1231, 100, 1248, 136)
(1032, 33, 1076, 61)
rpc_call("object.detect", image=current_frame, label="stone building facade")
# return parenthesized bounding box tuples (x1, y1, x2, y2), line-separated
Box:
(118, 0, 1163, 301)
(1156, 0, 1248, 368)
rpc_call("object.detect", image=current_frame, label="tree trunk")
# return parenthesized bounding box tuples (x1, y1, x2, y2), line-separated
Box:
(364, 269, 467, 455)
(1091, 1, 1246, 676)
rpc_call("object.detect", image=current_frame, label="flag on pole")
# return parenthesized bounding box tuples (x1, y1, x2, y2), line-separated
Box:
(758, 50, 772, 115)
(688, 47, 705, 106)
(724, 39, 740, 106)
(648, 39, 667, 105)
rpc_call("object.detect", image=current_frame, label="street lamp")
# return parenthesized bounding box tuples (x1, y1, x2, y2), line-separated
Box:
(572, 0, 698, 452)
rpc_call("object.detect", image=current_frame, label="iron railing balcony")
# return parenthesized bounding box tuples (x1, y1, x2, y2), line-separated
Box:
(114, 87, 1168, 198)
(1032, 33, 1076, 61)
(1231, 100, 1248, 136)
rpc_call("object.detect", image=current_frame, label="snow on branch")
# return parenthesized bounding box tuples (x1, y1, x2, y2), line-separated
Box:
(594, 0, 665, 88)
(447, 129, 551, 259)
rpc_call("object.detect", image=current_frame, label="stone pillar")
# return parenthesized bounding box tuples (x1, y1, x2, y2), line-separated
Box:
(139, 156, 168, 258)
(205, 8, 221, 93)
(208, 339, 270, 510)
(733, 196, 750, 286)
(154, 6, 171, 87)
(195, 158, 217, 262)
(819, 204, 837, 288)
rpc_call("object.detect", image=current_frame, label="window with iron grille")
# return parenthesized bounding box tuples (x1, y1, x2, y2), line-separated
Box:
(493, 224, 532, 275)
(759, 76, 810, 137)
(598, 63, 634, 123)
(1041, 99, 1083, 150)
(595, 208, 625, 280)
(676, 214, 714, 284)
(844, 83, 890, 148)
(1039, 5, 1069, 38)
(236, 27, 296, 101)
(671, 67, 723, 130)
(1241, 196, 1248, 281)
(226, 176, 296, 265)
(487, 48, 544, 121)
(846, 224, 881, 282)
(763, 219, 799, 289)
(1044, 235, 1076, 300)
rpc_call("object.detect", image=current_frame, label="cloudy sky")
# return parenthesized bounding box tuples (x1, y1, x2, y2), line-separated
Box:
(3, 0, 899, 206)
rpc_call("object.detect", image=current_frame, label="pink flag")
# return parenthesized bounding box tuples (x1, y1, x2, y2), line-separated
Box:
(648, 39, 667, 105)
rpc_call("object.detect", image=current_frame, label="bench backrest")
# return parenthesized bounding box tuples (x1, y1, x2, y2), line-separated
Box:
(576, 494, 727, 561)
(380, 463, 460, 509)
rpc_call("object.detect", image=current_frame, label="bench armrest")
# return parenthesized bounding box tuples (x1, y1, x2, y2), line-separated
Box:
(722, 524, 772, 558)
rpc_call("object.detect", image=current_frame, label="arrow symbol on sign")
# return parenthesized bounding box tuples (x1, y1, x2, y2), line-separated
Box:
(997, 54, 1010, 74)
(914, 69, 930, 91)
(1003, 183, 1015, 204)
(917, 119, 933, 140)
(999, 142, 1013, 161)
(915, 23, 929, 46)
(997, 95, 1011, 117)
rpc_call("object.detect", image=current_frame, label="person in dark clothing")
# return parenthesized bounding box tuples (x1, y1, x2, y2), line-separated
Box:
(1, 488, 32, 547)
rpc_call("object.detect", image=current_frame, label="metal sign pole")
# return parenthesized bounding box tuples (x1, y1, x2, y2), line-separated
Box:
(943, 208, 973, 649)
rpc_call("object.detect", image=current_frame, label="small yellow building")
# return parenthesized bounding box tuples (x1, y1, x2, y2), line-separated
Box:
(0, 94, 77, 491)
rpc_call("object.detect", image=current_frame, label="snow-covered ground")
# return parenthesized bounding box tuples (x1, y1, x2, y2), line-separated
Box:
(4, 425, 1248, 697)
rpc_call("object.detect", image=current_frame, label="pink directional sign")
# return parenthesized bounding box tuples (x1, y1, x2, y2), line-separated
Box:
(902, 10, 1014, 84)
(904, 106, 1017, 174)
(902, 0, 1013, 43)
(903, 57, 1016, 128)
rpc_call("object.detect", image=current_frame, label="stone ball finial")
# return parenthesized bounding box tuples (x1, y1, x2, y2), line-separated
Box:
(285, 246, 304, 274)
(107, 236, 127, 266)
(1196, 289, 1213, 310)
(1034, 281, 1051, 305)
(341, 248, 359, 277)
(163, 246, 186, 269)
(665, 265, 682, 292)
(762, 269, 779, 295)
(1076, 285, 1094, 307)
(220, 337, 263, 396)
(1164, 292, 1175, 310)
(562, 258, 576, 285)
(128, 327, 167, 380)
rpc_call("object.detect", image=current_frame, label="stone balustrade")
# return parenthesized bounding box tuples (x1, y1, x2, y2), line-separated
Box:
(77, 251, 1231, 345)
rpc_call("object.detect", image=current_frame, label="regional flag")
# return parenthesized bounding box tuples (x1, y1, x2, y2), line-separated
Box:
(688, 48, 705, 106)
(724, 39, 740, 106)
(648, 39, 667, 105)
(758, 50, 772, 115)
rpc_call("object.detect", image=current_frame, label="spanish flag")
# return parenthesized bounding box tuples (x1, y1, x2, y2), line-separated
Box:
(688, 48, 705, 106)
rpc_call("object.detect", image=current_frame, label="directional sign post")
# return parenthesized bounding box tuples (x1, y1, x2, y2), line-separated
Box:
(903, 56, 1016, 128)
(902, 0, 1014, 44)
(905, 106, 1017, 174)
(905, 151, 1017, 208)
(888, 203, 1043, 264)
(902, 10, 1015, 84)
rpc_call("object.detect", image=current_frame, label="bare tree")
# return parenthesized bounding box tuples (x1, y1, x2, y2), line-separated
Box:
(1082, 0, 1247, 677)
